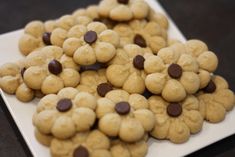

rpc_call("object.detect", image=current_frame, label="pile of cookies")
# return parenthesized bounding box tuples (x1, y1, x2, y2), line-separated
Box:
(0, 0, 234, 156)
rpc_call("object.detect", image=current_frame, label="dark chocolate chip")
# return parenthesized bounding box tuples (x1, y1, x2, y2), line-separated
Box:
(97, 83, 113, 97)
(167, 103, 182, 117)
(117, 0, 129, 4)
(203, 80, 216, 93)
(56, 99, 72, 112)
(84, 31, 97, 44)
(42, 32, 52, 45)
(48, 59, 62, 75)
(115, 101, 130, 115)
(21, 67, 26, 78)
(168, 63, 183, 79)
(134, 34, 147, 48)
(133, 55, 145, 70)
(73, 146, 89, 157)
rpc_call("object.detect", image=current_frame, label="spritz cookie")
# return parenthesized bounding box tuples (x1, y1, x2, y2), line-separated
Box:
(198, 75, 235, 123)
(33, 88, 97, 139)
(96, 89, 155, 142)
(149, 95, 203, 144)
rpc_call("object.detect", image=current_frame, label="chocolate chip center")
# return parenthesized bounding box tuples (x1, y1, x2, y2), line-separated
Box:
(134, 34, 147, 48)
(203, 80, 216, 93)
(167, 103, 182, 117)
(42, 32, 52, 45)
(117, 0, 129, 4)
(73, 146, 89, 157)
(168, 63, 183, 79)
(56, 99, 72, 112)
(115, 101, 130, 115)
(133, 55, 145, 70)
(84, 31, 97, 44)
(97, 83, 113, 97)
(48, 59, 62, 75)
(21, 67, 26, 78)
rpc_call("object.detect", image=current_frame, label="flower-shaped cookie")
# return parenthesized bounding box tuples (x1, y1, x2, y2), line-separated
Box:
(111, 138, 148, 157)
(19, 20, 45, 56)
(113, 19, 167, 52)
(147, 9, 169, 30)
(149, 95, 203, 144)
(77, 69, 114, 98)
(18, 14, 93, 55)
(73, 5, 117, 29)
(98, 0, 150, 21)
(198, 75, 235, 123)
(184, 40, 219, 88)
(33, 88, 97, 139)
(0, 62, 35, 102)
(62, 22, 119, 65)
(144, 48, 200, 102)
(22, 46, 80, 94)
(96, 89, 155, 142)
(50, 130, 111, 157)
(106, 44, 151, 94)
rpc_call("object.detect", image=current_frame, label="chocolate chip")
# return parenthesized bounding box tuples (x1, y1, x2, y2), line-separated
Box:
(84, 31, 97, 44)
(115, 102, 130, 115)
(133, 55, 145, 70)
(117, 0, 129, 4)
(73, 146, 89, 157)
(56, 99, 72, 112)
(203, 80, 216, 93)
(167, 103, 182, 117)
(97, 83, 113, 97)
(21, 67, 26, 78)
(48, 59, 62, 75)
(134, 34, 147, 48)
(42, 32, 51, 45)
(168, 64, 183, 79)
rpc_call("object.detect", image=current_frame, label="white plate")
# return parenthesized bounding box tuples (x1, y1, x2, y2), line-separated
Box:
(0, 0, 235, 157)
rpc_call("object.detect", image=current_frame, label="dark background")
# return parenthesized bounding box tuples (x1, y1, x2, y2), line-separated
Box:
(0, 0, 235, 156)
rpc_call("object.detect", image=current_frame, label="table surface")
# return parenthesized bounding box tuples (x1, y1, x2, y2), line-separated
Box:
(0, 0, 235, 157)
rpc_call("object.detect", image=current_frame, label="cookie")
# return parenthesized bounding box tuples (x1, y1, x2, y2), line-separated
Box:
(198, 75, 235, 123)
(111, 138, 148, 157)
(73, 5, 99, 21)
(76, 69, 113, 97)
(98, 0, 150, 21)
(63, 22, 119, 65)
(33, 87, 97, 139)
(147, 9, 169, 30)
(185, 39, 218, 73)
(23, 47, 80, 94)
(0, 62, 35, 102)
(34, 129, 53, 147)
(106, 44, 151, 94)
(113, 19, 167, 52)
(73, 5, 117, 29)
(144, 50, 200, 102)
(149, 95, 203, 144)
(19, 20, 47, 56)
(96, 89, 155, 142)
(169, 40, 218, 89)
(50, 130, 111, 157)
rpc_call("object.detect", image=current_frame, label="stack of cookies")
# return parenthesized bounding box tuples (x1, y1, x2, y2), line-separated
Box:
(0, 0, 234, 156)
